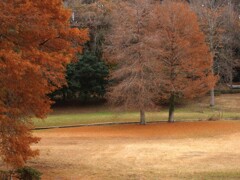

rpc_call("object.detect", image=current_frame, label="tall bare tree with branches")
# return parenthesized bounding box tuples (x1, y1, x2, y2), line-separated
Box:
(190, 0, 230, 106)
(221, 1, 240, 86)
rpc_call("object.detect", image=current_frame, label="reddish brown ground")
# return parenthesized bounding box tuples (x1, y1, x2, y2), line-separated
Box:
(37, 120, 240, 139)
(2, 121, 240, 179)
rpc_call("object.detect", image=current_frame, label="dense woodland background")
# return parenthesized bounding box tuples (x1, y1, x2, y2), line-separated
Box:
(56, 0, 240, 104)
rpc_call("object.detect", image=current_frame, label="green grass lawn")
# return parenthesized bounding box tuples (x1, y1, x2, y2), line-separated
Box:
(33, 94, 240, 127)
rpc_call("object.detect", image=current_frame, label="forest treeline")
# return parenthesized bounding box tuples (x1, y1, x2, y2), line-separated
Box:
(56, 0, 240, 104)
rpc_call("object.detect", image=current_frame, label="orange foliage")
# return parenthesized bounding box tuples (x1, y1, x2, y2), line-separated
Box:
(104, 0, 157, 109)
(149, 1, 217, 100)
(104, 0, 157, 124)
(0, 0, 88, 167)
(104, 0, 216, 123)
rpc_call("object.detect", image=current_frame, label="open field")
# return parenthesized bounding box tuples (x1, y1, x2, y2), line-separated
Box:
(1, 94, 239, 179)
(7, 120, 238, 179)
(33, 94, 240, 127)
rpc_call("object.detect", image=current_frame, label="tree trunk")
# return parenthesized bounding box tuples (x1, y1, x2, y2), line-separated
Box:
(230, 57, 233, 88)
(210, 88, 215, 107)
(230, 73, 233, 89)
(62, 91, 66, 102)
(210, 68, 215, 107)
(140, 109, 146, 125)
(168, 94, 175, 123)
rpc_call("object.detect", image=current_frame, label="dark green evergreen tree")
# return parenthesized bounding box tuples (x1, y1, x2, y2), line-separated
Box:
(51, 52, 109, 103)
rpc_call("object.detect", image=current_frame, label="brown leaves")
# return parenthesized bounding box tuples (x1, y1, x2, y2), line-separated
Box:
(148, 1, 216, 100)
(0, 117, 40, 168)
(105, 0, 216, 112)
(104, 0, 161, 111)
(0, 0, 88, 167)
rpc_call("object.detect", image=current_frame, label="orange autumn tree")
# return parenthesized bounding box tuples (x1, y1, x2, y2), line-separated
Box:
(104, 0, 158, 125)
(149, 0, 216, 122)
(0, 0, 88, 168)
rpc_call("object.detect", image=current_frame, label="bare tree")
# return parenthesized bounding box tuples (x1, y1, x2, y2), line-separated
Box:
(63, 0, 112, 56)
(221, 1, 240, 87)
(190, 0, 230, 106)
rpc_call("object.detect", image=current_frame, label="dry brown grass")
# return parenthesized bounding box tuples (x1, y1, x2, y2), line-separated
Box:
(8, 121, 238, 179)
(214, 94, 240, 111)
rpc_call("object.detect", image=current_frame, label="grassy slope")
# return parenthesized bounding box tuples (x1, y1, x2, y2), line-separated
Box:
(33, 94, 240, 127)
